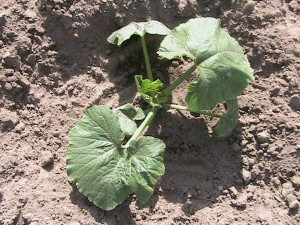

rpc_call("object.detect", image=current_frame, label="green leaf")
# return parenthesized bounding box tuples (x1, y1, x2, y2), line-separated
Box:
(158, 18, 222, 62)
(114, 112, 137, 137)
(108, 20, 170, 46)
(117, 103, 145, 121)
(212, 99, 239, 139)
(67, 106, 165, 210)
(158, 17, 254, 110)
(135, 75, 166, 107)
(113, 104, 145, 137)
(186, 52, 254, 110)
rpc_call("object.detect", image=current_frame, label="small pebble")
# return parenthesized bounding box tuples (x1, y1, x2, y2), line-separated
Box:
(256, 131, 271, 143)
(291, 176, 300, 187)
(40, 151, 54, 167)
(2, 51, 21, 68)
(289, 95, 300, 111)
(243, 1, 255, 14)
(289, 200, 299, 210)
(233, 195, 247, 208)
(229, 186, 238, 198)
(271, 177, 281, 187)
(241, 169, 252, 183)
(257, 211, 273, 222)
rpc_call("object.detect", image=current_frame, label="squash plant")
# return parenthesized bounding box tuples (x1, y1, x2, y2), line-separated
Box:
(66, 18, 254, 210)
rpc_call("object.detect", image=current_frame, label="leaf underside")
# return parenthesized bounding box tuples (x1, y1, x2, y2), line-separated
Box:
(212, 98, 239, 139)
(67, 105, 165, 210)
(107, 20, 170, 46)
(158, 17, 254, 110)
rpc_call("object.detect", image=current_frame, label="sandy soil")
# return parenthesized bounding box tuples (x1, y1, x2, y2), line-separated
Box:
(0, 0, 300, 224)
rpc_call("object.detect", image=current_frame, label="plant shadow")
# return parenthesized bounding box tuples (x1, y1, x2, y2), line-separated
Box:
(69, 185, 138, 225)
(145, 110, 244, 215)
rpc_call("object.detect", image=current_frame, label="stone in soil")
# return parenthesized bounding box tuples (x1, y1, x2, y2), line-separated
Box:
(289, 200, 299, 210)
(232, 195, 248, 208)
(241, 169, 251, 183)
(289, 95, 300, 111)
(256, 131, 271, 143)
(257, 211, 273, 223)
(0, 12, 6, 26)
(2, 51, 21, 68)
(229, 186, 238, 198)
(291, 176, 300, 187)
(40, 151, 54, 167)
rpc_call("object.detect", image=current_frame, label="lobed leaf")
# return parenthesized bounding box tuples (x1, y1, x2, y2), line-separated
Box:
(158, 17, 254, 110)
(67, 105, 165, 210)
(186, 52, 254, 110)
(135, 75, 166, 107)
(107, 20, 170, 46)
(212, 98, 239, 139)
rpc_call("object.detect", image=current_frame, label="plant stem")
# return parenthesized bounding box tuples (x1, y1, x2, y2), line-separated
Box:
(141, 36, 153, 81)
(163, 64, 197, 97)
(165, 104, 222, 118)
(123, 107, 158, 148)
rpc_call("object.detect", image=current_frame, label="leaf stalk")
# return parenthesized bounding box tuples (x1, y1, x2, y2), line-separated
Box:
(141, 36, 153, 81)
(162, 64, 197, 97)
(123, 107, 158, 148)
(165, 104, 222, 118)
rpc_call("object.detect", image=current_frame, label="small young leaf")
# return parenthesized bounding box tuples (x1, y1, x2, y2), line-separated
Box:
(108, 20, 170, 46)
(135, 75, 166, 107)
(212, 99, 239, 139)
(67, 106, 165, 210)
(135, 75, 163, 95)
(158, 17, 254, 110)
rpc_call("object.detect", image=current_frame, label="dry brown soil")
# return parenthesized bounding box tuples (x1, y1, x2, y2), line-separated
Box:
(1, 0, 300, 225)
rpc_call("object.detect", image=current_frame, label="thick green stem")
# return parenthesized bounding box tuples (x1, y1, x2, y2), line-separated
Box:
(123, 107, 158, 148)
(141, 36, 153, 81)
(165, 104, 222, 118)
(163, 64, 197, 97)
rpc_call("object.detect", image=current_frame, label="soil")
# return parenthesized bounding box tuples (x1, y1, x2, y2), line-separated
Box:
(0, 0, 300, 225)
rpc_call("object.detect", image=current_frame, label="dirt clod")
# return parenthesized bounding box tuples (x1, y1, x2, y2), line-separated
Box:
(40, 151, 54, 167)
(256, 131, 271, 143)
(241, 169, 252, 183)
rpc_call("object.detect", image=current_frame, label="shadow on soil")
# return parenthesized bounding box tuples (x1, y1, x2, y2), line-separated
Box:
(69, 110, 244, 223)
(38, 2, 246, 223)
(145, 110, 244, 215)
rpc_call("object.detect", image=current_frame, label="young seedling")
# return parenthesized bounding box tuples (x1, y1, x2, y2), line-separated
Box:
(67, 18, 254, 210)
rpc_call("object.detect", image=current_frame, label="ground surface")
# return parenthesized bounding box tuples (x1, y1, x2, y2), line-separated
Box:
(0, 0, 300, 225)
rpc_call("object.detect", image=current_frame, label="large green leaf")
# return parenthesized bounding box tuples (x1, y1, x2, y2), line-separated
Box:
(158, 17, 254, 110)
(108, 20, 170, 46)
(67, 106, 165, 210)
(212, 99, 239, 139)
(186, 52, 254, 110)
